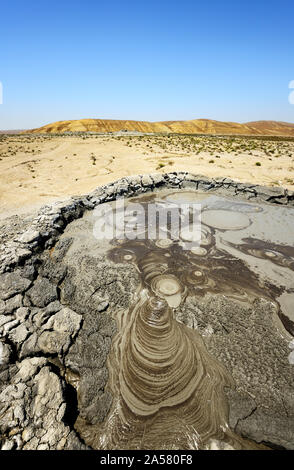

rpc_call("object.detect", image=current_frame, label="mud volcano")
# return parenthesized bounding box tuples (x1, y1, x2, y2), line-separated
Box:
(0, 173, 294, 450)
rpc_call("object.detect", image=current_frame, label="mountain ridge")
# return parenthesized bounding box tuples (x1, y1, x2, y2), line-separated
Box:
(22, 118, 294, 136)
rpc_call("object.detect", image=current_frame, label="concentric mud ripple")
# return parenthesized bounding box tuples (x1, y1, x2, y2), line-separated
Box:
(223, 237, 294, 272)
(202, 209, 251, 231)
(76, 292, 254, 449)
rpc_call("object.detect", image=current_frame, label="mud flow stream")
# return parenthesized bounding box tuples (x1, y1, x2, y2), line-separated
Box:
(66, 189, 294, 450)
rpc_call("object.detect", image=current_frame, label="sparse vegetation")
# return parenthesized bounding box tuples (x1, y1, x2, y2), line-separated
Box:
(1, 132, 294, 216)
(156, 162, 165, 169)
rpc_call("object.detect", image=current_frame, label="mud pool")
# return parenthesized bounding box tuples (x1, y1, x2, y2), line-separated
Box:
(57, 188, 294, 449)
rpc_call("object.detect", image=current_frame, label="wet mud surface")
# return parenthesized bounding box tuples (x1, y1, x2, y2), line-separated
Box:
(59, 189, 294, 449)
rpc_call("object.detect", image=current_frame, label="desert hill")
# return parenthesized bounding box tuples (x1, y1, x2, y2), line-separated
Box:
(23, 118, 294, 136)
(245, 121, 294, 135)
(23, 119, 169, 134)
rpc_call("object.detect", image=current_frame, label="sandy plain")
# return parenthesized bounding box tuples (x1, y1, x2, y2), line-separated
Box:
(1, 133, 294, 218)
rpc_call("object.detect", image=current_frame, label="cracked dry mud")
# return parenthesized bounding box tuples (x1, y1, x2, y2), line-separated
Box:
(0, 172, 294, 450)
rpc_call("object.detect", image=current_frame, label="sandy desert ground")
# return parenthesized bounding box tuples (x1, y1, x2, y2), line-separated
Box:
(1, 132, 294, 218)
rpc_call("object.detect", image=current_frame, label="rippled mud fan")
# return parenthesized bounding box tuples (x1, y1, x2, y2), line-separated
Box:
(76, 293, 246, 449)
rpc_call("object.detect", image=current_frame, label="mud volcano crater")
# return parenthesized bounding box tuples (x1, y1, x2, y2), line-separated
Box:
(1, 173, 294, 450)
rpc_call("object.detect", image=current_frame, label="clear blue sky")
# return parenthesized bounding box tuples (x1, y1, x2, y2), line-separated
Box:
(1, 0, 294, 129)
